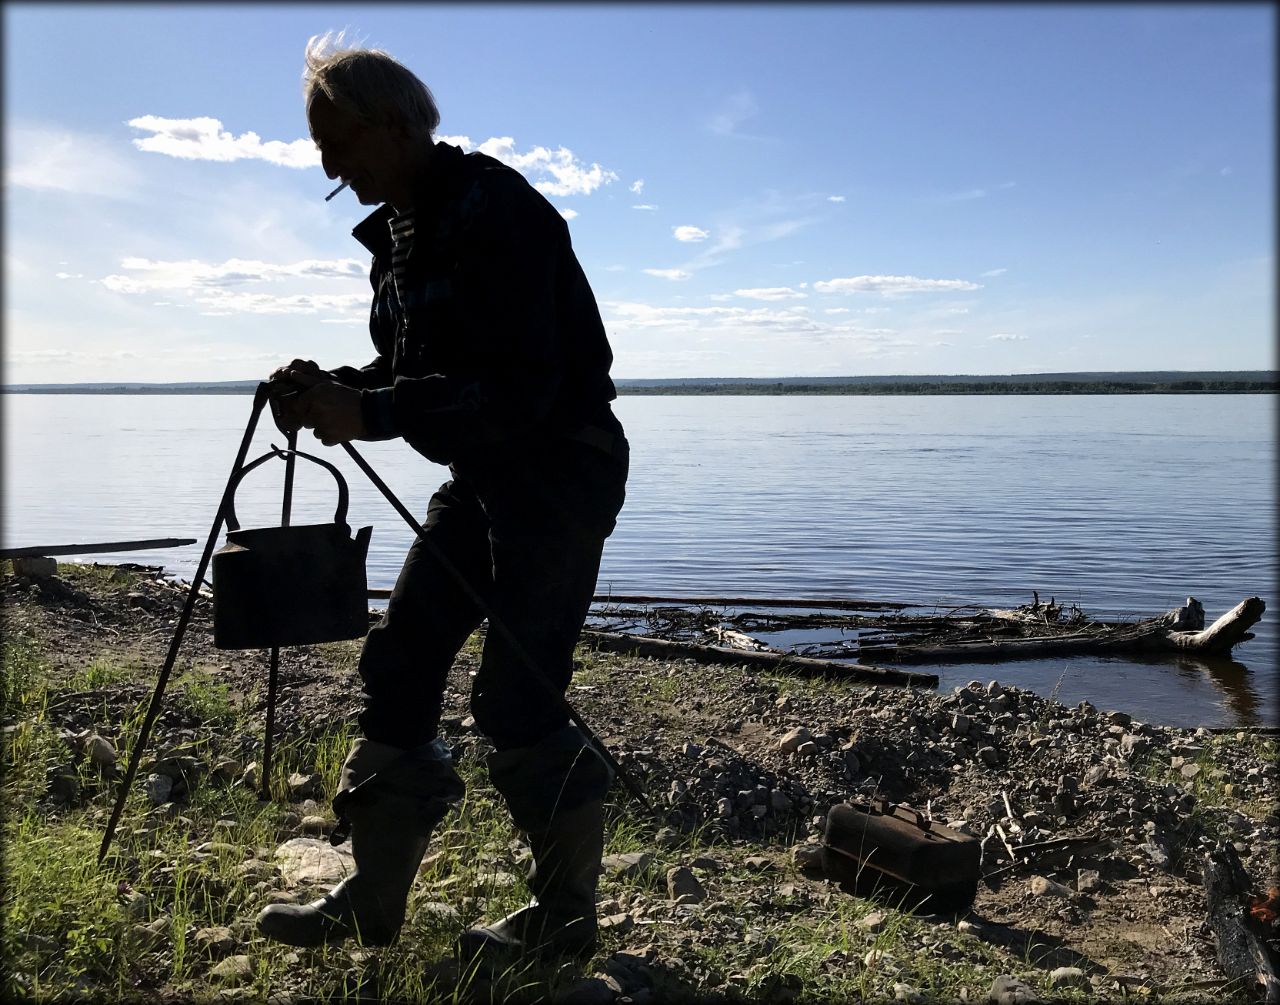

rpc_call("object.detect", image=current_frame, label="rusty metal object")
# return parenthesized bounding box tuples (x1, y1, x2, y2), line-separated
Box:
(822, 798, 981, 912)
(212, 445, 371, 650)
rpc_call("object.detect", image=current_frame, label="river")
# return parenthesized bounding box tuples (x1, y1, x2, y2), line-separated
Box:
(3, 392, 1274, 727)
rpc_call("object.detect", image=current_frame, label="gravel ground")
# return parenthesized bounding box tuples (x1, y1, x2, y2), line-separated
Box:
(3, 563, 1278, 1003)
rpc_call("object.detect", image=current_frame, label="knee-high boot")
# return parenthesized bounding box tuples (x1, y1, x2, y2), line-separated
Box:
(256, 737, 464, 948)
(457, 725, 612, 963)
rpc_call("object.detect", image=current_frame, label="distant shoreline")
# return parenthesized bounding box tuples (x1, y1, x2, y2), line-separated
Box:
(4, 370, 1276, 396)
(3, 381, 1276, 396)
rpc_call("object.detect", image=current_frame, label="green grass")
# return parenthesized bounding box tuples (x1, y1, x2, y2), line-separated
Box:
(10, 566, 1254, 1002)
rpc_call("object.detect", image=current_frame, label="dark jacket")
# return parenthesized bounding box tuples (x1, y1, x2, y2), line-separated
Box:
(330, 141, 621, 467)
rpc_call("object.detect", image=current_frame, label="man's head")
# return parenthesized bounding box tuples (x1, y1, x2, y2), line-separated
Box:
(303, 31, 439, 208)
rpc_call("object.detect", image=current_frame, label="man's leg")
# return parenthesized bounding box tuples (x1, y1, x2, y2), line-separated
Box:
(459, 525, 615, 963)
(257, 479, 491, 947)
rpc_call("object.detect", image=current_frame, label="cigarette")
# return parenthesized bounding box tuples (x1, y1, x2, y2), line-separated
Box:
(325, 180, 350, 202)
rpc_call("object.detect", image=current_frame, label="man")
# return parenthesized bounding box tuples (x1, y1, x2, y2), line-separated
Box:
(255, 32, 628, 965)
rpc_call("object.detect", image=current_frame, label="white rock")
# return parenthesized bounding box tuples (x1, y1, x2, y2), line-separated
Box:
(778, 727, 812, 753)
(273, 837, 355, 887)
(1029, 875, 1073, 899)
(1049, 966, 1087, 988)
(209, 955, 253, 984)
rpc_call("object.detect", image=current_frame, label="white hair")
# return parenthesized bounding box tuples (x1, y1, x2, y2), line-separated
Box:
(303, 30, 440, 139)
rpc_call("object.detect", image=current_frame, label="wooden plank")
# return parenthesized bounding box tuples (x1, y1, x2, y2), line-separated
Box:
(580, 629, 938, 687)
(0, 538, 197, 559)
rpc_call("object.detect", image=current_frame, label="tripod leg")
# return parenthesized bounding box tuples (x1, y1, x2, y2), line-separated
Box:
(259, 430, 297, 801)
(260, 647, 281, 800)
(98, 386, 272, 863)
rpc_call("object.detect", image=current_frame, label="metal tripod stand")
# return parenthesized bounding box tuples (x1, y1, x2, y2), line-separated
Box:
(99, 383, 650, 865)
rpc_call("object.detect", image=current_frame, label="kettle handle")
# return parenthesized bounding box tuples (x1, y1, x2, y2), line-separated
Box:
(224, 445, 350, 532)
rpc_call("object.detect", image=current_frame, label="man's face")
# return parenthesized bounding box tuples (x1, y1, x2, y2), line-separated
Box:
(307, 93, 408, 206)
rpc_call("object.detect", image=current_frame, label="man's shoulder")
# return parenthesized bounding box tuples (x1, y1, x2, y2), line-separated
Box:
(451, 148, 561, 227)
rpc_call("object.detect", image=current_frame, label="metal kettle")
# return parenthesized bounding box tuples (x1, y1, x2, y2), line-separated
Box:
(212, 447, 372, 650)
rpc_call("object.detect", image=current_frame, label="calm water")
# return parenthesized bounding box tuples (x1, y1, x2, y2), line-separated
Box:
(3, 393, 1275, 727)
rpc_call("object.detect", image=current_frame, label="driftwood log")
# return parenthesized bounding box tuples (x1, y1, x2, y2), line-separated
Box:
(1202, 842, 1280, 1002)
(860, 597, 1265, 663)
(579, 629, 938, 688)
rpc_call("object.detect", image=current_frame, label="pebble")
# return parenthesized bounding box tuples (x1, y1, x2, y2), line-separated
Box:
(85, 734, 117, 768)
(1076, 869, 1102, 893)
(1029, 875, 1073, 899)
(286, 772, 321, 800)
(298, 815, 329, 836)
(1049, 966, 1088, 988)
(778, 727, 812, 753)
(209, 955, 253, 984)
(143, 773, 173, 806)
(988, 974, 1041, 1004)
(600, 852, 653, 880)
(666, 866, 706, 903)
(858, 910, 887, 933)
(193, 926, 236, 958)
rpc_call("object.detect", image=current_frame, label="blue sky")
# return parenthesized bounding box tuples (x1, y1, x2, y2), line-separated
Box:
(4, 3, 1274, 382)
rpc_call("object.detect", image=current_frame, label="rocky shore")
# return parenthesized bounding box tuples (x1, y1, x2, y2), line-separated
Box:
(2, 562, 1277, 1003)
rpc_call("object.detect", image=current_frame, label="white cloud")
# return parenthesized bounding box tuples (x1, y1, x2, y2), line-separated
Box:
(812, 275, 982, 296)
(630, 179, 645, 194)
(441, 135, 618, 197)
(673, 225, 710, 243)
(642, 268, 691, 281)
(193, 289, 368, 316)
(734, 287, 807, 301)
(128, 116, 319, 168)
(933, 181, 1017, 203)
(827, 195, 846, 203)
(603, 300, 904, 346)
(94, 256, 370, 318)
(99, 257, 367, 294)
(1220, 166, 1233, 176)
(6, 123, 143, 197)
(559, 208, 579, 220)
(632, 204, 658, 211)
(824, 308, 851, 315)
(709, 90, 760, 137)
(980, 267, 1008, 278)
(55, 272, 84, 280)
(988, 333, 1028, 341)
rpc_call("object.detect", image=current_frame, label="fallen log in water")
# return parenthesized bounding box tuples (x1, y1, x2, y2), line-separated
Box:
(580, 629, 938, 687)
(860, 597, 1265, 663)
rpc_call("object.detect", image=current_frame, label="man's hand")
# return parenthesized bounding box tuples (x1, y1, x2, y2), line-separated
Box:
(295, 381, 366, 446)
(267, 360, 363, 445)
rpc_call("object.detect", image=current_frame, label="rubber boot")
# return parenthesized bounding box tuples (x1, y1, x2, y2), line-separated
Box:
(256, 737, 463, 948)
(458, 725, 612, 965)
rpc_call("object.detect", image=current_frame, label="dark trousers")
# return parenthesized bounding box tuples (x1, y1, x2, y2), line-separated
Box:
(356, 437, 627, 752)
